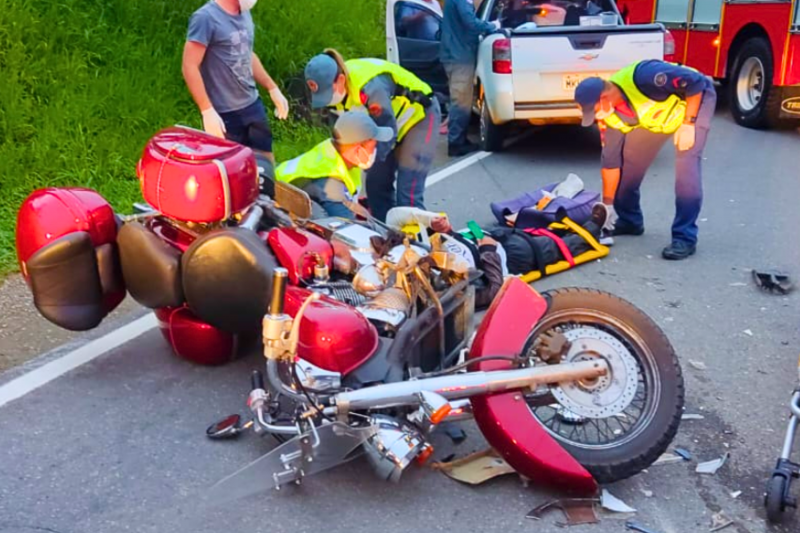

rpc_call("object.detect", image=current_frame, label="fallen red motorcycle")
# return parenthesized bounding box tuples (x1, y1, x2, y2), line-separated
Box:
(14, 127, 684, 495)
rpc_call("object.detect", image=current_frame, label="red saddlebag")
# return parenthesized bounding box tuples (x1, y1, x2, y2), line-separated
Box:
(16, 188, 125, 331)
(154, 305, 244, 366)
(137, 127, 259, 223)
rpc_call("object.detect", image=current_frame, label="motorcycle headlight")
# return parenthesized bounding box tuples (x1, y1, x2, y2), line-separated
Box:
(363, 415, 425, 482)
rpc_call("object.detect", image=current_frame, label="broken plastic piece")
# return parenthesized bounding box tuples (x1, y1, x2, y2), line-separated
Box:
(653, 452, 685, 466)
(682, 413, 705, 420)
(752, 269, 793, 295)
(689, 360, 708, 370)
(730, 490, 742, 499)
(626, 520, 663, 533)
(696, 452, 730, 475)
(527, 498, 599, 527)
(709, 512, 734, 532)
(601, 489, 636, 513)
(674, 448, 693, 461)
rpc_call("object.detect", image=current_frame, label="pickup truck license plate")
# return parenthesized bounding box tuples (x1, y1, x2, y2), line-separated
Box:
(563, 74, 588, 91)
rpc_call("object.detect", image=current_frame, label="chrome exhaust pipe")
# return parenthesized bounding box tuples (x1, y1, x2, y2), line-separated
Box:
(331, 360, 607, 413)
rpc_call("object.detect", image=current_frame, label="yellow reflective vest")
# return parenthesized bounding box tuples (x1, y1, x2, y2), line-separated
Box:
(275, 139, 361, 197)
(336, 58, 433, 142)
(603, 62, 689, 135)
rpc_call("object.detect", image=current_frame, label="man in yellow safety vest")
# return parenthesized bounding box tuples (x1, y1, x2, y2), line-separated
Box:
(575, 59, 717, 260)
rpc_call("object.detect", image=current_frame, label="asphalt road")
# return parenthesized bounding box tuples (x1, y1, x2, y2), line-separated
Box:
(1, 104, 799, 533)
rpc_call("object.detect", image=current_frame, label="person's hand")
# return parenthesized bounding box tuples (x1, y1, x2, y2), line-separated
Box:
(674, 122, 696, 151)
(201, 107, 226, 138)
(479, 236, 497, 247)
(269, 87, 290, 120)
(603, 204, 618, 232)
(431, 216, 452, 233)
(491, 20, 502, 31)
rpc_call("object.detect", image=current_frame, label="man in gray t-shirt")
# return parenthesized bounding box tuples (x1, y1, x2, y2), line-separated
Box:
(182, 0, 289, 162)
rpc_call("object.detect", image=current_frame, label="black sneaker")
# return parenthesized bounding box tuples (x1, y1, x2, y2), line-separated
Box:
(662, 241, 696, 260)
(448, 142, 479, 157)
(612, 222, 645, 236)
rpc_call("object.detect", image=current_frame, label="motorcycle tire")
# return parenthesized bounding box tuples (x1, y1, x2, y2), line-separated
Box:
(524, 288, 684, 484)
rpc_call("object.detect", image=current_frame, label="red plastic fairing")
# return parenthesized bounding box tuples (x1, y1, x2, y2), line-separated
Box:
(468, 278, 597, 494)
(137, 127, 259, 223)
(267, 228, 334, 285)
(16, 188, 118, 274)
(154, 306, 238, 366)
(283, 286, 378, 375)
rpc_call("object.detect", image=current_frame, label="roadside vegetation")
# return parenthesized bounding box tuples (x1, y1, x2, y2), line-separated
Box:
(0, 0, 385, 275)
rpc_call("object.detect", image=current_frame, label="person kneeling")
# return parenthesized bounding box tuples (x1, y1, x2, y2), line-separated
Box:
(276, 111, 393, 218)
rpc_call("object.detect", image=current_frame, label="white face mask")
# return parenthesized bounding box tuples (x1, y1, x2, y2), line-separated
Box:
(239, 0, 257, 11)
(357, 148, 377, 170)
(329, 88, 346, 106)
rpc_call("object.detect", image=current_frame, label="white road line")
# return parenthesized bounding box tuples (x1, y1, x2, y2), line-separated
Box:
(0, 314, 158, 408)
(0, 151, 497, 406)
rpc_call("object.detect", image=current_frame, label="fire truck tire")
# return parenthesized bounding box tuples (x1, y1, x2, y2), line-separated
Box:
(729, 38, 792, 129)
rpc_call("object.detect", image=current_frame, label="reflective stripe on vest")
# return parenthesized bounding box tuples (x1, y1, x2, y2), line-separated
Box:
(337, 58, 433, 142)
(275, 139, 361, 197)
(604, 62, 688, 135)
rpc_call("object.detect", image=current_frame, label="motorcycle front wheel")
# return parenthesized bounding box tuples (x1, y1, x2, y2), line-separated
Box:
(523, 288, 684, 484)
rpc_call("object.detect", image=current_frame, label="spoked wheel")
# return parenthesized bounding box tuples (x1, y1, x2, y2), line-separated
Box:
(523, 288, 684, 483)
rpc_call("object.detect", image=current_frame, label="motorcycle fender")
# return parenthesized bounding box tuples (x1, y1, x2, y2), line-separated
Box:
(468, 277, 597, 493)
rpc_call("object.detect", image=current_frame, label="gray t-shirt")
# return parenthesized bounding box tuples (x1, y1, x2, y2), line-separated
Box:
(187, 1, 258, 113)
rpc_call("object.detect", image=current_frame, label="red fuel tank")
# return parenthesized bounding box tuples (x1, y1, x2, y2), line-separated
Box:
(284, 286, 378, 375)
(137, 127, 259, 223)
(267, 227, 333, 285)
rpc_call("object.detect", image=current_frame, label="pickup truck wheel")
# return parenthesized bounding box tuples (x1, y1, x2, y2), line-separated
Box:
(729, 38, 790, 129)
(480, 101, 506, 152)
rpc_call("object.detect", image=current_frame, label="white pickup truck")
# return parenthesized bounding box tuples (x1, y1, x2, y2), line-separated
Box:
(386, 0, 674, 151)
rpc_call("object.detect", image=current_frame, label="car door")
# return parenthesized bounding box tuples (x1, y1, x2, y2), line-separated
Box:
(386, 0, 448, 97)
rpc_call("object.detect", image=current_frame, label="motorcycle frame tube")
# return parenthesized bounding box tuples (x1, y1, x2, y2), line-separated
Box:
(329, 360, 607, 413)
(468, 277, 598, 494)
(780, 392, 800, 460)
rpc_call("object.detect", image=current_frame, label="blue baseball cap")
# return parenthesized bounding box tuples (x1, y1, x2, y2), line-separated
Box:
(574, 77, 605, 127)
(305, 54, 339, 109)
(333, 111, 394, 145)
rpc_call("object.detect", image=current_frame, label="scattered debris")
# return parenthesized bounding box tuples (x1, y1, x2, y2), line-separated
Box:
(601, 489, 636, 513)
(682, 413, 705, 421)
(696, 452, 730, 475)
(689, 360, 707, 371)
(730, 490, 742, 499)
(743, 329, 754, 337)
(526, 498, 599, 527)
(626, 520, 663, 533)
(640, 489, 654, 498)
(728, 282, 747, 287)
(674, 448, 693, 461)
(441, 423, 467, 444)
(752, 269, 794, 295)
(431, 449, 515, 485)
(653, 452, 685, 466)
(665, 300, 682, 309)
(709, 512, 734, 532)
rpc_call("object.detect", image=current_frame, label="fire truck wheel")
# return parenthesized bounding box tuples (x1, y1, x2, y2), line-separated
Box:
(729, 37, 786, 129)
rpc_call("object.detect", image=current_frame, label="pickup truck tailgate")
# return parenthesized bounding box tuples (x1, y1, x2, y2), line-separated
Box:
(510, 25, 664, 103)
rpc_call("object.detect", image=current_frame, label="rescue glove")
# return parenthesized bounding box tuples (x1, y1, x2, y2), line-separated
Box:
(674, 123, 696, 151)
(201, 107, 227, 139)
(603, 203, 618, 232)
(269, 87, 290, 120)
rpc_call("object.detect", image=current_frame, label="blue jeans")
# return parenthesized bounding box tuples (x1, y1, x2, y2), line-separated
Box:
(365, 98, 441, 221)
(444, 62, 474, 147)
(614, 87, 717, 246)
(219, 97, 273, 154)
(296, 178, 354, 219)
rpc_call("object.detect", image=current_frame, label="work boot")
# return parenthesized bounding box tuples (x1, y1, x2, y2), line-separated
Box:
(448, 142, 479, 157)
(662, 241, 696, 260)
(612, 221, 645, 236)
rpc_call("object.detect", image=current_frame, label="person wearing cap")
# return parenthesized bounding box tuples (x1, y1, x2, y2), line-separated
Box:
(574, 60, 716, 260)
(303, 49, 441, 222)
(275, 111, 394, 218)
(440, 0, 501, 156)
(182, 0, 290, 163)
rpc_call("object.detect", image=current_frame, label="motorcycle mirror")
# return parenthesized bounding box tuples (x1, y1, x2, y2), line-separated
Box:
(206, 414, 244, 440)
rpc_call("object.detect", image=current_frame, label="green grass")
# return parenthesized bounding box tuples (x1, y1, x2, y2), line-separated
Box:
(0, 0, 386, 275)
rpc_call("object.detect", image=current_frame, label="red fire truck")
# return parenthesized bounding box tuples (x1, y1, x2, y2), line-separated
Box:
(615, 0, 800, 128)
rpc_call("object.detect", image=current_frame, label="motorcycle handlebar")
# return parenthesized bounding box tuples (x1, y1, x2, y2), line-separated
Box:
(270, 268, 288, 315)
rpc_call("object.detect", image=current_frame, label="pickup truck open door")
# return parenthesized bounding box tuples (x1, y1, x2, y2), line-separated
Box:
(386, 0, 448, 97)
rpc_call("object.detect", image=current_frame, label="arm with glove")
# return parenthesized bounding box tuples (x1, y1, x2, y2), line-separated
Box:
(252, 52, 290, 120)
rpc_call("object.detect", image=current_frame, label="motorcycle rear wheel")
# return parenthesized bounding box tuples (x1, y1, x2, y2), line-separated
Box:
(524, 288, 684, 484)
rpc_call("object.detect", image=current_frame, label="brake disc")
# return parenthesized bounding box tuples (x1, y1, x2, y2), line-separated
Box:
(550, 326, 640, 419)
